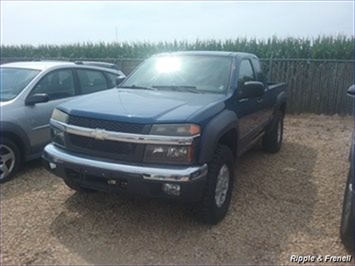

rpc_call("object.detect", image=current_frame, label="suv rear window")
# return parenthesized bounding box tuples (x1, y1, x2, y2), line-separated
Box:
(77, 69, 109, 94)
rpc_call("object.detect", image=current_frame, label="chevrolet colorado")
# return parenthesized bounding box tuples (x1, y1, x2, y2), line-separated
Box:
(43, 51, 287, 224)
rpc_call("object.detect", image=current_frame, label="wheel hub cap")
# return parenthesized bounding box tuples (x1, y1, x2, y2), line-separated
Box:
(0, 144, 16, 180)
(215, 164, 230, 207)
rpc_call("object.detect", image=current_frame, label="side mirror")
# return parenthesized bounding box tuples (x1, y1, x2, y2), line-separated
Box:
(347, 85, 355, 97)
(238, 81, 265, 99)
(25, 93, 49, 105)
(116, 76, 126, 86)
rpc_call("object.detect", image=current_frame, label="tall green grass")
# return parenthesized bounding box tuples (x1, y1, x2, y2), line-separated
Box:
(1, 36, 353, 59)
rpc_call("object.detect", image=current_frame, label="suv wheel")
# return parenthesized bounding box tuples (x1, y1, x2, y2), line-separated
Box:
(340, 170, 354, 251)
(193, 145, 234, 225)
(0, 138, 21, 183)
(262, 111, 284, 153)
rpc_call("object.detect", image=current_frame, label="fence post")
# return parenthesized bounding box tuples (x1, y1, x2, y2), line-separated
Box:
(332, 62, 339, 114)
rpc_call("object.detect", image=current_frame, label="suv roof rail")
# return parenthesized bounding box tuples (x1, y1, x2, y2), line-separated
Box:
(32, 59, 69, 62)
(74, 61, 119, 70)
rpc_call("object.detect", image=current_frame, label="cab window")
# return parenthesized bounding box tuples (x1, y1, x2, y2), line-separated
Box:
(237, 60, 256, 99)
(251, 58, 266, 83)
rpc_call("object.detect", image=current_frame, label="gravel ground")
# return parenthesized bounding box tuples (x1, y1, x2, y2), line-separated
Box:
(1, 114, 354, 265)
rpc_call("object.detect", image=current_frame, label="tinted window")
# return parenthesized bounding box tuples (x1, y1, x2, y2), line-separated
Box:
(237, 60, 255, 99)
(0, 67, 40, 101)
(31, 69, 75, 100)
(251, 58, 266, 83)
(77, 69, 108, 94)
(238, 60, 255, 83)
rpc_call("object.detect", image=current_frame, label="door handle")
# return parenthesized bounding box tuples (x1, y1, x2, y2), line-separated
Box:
(257, 98, 263, 103)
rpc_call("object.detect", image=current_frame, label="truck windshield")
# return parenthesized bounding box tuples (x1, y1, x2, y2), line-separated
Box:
(120, 55, 233, 94)
(0, 67, 40, 101)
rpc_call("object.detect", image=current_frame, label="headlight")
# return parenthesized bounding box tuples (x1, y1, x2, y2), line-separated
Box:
(144, 145, 193, 164)
(50, 126, 65, 147)
(150, 124, 200, 136)
(51, 109, 69, 123)
(145, 124, 200, 164)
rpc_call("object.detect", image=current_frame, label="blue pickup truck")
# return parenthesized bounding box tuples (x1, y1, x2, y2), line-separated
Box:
(43, 51, 287, 224)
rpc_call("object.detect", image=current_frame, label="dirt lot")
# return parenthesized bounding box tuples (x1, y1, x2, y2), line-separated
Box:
(1, 114, 354, 265)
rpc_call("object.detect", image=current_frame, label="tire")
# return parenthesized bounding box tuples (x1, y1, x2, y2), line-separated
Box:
(192, 145, 234, 225)
(340, 170, 354, 251)
(0, 137, 21, 183)
(262, 111, 284, 153)
(64, 178, 95, 193)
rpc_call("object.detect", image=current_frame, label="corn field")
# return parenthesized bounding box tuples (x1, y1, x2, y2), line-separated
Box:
(1, 35, 354, 115)
(1, 36, 354, 59)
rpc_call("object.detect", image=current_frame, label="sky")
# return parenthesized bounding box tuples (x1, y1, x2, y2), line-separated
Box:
(0, 1, 354, 45)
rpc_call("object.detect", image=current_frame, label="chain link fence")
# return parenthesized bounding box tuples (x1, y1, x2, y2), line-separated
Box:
(1, 57, 354, 115)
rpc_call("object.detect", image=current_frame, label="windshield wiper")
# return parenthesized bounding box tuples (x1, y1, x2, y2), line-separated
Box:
(152, 85, 201, 93)
(118, 85, 156, 91)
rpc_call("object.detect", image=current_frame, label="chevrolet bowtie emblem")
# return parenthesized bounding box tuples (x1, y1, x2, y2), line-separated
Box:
(91, 129, 106, 140)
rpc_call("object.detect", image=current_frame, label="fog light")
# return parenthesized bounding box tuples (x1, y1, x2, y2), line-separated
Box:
(49, 163, 57, 169)
(162, 183, 180, 196)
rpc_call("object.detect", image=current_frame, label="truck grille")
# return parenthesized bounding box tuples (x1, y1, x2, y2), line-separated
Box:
(67, 134, 142, 162)
(68, 115, 145, 134)
(66, 115, 148, 162)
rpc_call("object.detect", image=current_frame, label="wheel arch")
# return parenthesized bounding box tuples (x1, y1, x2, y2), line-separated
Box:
(1, 132, 26, 162)
(1, 122, 32, 161)
(198, 110, 238, 163)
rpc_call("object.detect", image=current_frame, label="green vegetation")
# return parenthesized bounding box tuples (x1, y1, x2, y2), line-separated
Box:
(1, 36, 353, 59)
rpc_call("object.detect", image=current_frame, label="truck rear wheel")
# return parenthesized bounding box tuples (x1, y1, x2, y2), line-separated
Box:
(192, 145, 234, 225)
(340, 170, 354, 251)
(262, 111, 284, 153)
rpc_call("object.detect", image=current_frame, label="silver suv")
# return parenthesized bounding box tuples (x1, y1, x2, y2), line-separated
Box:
(0, 61, 125, 182)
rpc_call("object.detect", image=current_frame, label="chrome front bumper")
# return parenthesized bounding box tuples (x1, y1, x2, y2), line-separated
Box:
(43, 144, 207, 182)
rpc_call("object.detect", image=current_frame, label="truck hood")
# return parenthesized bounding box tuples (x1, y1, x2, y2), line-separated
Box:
(58, 88, 227, 124)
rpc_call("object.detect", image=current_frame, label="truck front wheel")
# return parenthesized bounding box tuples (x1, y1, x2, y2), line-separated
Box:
(262, 111, 284, 153)
(193, 145, 234, 225)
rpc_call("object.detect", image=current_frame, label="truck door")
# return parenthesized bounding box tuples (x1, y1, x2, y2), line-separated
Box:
(235, 59, 265, 151)
(251, 58, 273, 125)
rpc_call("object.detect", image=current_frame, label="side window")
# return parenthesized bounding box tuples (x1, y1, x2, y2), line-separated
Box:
(237, 60, 255, 99)
(251, 58, 266, 84)
(238, 60, 255, 84)
(106, 72, 118, 88)
(77, 69, 108, 95)
(31, 69, 75, 100)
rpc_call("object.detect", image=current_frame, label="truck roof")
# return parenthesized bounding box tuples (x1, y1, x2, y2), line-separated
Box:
(154, 51, 257, 59)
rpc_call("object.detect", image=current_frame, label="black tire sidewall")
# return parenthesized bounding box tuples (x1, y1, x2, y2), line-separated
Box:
(211, 150, 234, 217)
(0, 137, 21, 183)
(340, 169, 354, 250)
(276, 114, 284, 149)
(263, 111, 284, 153)
(198, 145, 235, 224)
